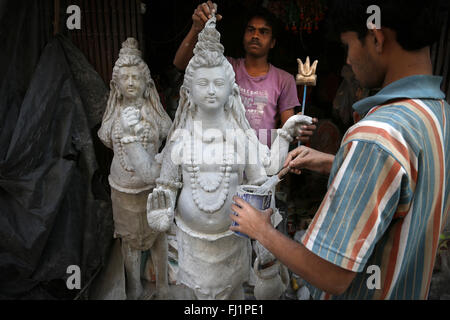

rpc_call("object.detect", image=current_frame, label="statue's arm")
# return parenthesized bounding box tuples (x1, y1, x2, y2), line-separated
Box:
(154, 140, 182, 196)
(146, 141, 182, 232)
(264, 115, 313, 175)
(119, 106, 165, 184)
(122, 141, 160, 184)
(243, 138, 269, 186)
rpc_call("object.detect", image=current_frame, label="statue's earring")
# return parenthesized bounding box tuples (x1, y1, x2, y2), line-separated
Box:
(187, 91, 196, 113)
(225, 96, 233, 112)
(112, 81, 122, 99)
(189, 101, 196, 114)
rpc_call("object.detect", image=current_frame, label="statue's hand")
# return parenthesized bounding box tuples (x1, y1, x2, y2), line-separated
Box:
(120, 106, 141, 137)
(147, 187, 174, 232)
(282, 114, 313, 139)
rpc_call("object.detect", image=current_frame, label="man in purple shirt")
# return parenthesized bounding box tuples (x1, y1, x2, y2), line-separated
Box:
(173, 1, 317, 147)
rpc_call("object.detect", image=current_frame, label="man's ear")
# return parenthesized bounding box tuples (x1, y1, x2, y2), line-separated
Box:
(270, 38, 276, 49)
(371, 28, 385, 54)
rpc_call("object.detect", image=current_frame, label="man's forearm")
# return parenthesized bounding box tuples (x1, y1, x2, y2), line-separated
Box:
(173, 28, 199, 71)
(257, 224, 356, 296)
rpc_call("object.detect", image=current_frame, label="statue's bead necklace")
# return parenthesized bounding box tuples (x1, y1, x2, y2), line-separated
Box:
(187, 138, 234, 214)
(113, 112, 152, 172)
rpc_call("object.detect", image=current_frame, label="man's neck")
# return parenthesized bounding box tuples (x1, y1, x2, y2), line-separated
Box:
(382, 47, 433, 88)
(244, 55, 270, 77)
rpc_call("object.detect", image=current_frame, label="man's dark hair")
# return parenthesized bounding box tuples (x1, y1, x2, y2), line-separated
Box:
(329, 0, 442, 51)
(245, 7, 281, 40)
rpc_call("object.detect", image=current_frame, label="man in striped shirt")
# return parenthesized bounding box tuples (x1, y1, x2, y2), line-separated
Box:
(230, 0, 449, 299)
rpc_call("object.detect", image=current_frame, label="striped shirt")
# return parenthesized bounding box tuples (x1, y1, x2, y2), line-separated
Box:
(302, 75, 450, 299)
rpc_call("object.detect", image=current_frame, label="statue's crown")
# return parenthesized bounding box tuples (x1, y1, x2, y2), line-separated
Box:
(193, 15, 224, 57)
(119, 38, 142, 58)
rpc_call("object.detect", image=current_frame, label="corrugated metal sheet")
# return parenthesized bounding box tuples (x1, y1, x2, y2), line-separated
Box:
(60, 0, 144, 85)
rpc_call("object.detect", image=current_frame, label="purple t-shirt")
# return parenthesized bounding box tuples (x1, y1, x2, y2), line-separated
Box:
(227, 57, 300, 147)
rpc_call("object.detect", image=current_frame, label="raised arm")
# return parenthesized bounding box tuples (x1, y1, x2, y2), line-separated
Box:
(120, 107, 160, 183)
(173, 1, 222, 71)
(264, 115, 313, 175)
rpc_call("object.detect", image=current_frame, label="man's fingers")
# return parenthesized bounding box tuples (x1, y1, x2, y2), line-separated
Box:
(195, 9, 209, 23)
(299, 129, 314, 137)
(303, 124, 317, 131)
(297, 137, 311, 144)
(231, 204, 243, 215)
(284, 148, 302, 168)
(232, 196, 247, 208)
(290, 156, 306, 168)
(263, 208, 274, 218)
(229, 212, 239, 222)
(202, 2, 212, 18)
(288, 146, 304, 159)
(289, 148, 310, 168)
(229, 220, 239, 231)
(283, 154, 293, 168)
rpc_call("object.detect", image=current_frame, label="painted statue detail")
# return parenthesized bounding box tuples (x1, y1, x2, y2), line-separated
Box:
(147, 17, 312, 299)
(98, 38, 172, 300)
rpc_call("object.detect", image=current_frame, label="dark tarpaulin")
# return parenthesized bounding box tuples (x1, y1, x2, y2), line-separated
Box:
(0, 0, 114, 299)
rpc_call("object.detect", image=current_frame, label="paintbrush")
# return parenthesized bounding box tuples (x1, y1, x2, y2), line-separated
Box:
(255, 166, 291, 195)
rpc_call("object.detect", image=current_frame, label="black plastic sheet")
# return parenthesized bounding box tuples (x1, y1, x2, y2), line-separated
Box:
(0, 0, 113, 299)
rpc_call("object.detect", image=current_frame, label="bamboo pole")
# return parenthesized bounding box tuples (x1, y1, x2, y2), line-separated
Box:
(104, 0, 113, 83)
(54, 0, 60, 35)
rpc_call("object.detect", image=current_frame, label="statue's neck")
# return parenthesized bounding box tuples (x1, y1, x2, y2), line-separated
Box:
(193, 108, 227, 132)
(121, 97, 143, 107)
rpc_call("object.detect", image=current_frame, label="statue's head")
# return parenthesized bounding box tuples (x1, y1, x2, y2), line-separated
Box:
(168, 17, 254, 143)
(111, 38, 152, 102)
(98, 38, 172, 149)
(183, 17, 237, 114)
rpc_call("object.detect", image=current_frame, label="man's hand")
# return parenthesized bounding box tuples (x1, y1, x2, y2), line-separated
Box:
(192, 1, 222, 33)
(229, 196, 274, 240)
(295, 117, 318, 144)
(283, 146, 335, 175)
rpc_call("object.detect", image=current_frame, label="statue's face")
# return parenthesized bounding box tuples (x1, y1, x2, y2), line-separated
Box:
(192, 66, 230, 115)
(117, 65, 145, 101)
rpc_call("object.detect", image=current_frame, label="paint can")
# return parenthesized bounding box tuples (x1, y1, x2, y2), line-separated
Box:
(232, 185, 272, 238)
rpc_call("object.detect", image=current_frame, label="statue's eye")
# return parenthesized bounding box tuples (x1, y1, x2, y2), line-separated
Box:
(214, 79, 225, 86)
(197, 79, 208, 86)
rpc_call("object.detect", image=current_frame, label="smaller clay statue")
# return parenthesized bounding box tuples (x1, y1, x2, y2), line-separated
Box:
(98, 38, 172, 300)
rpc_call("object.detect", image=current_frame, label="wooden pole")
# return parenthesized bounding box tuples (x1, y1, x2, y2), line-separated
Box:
(54, 0, 60, 35)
